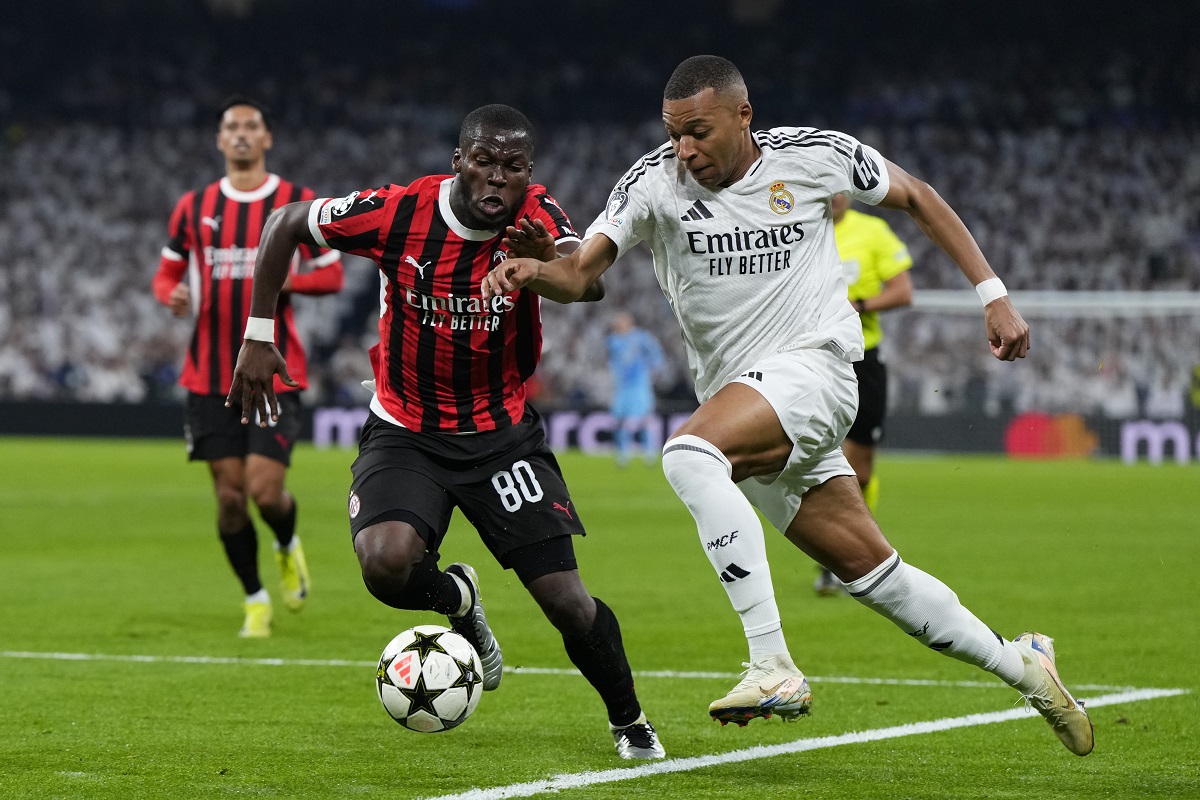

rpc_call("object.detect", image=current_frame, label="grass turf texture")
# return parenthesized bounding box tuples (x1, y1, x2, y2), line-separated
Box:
(0, 437, 1196, 799)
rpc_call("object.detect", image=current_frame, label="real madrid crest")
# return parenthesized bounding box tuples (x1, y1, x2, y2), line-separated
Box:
(769, 182, 794, 215)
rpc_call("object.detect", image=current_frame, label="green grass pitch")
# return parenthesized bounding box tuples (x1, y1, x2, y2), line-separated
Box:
(0, 437, 1196, 799)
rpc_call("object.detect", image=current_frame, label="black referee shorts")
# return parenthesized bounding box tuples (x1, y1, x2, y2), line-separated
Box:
(846, 348, 888, 447)
(184, 391, 302, 465)
(347, 405, 585, 574)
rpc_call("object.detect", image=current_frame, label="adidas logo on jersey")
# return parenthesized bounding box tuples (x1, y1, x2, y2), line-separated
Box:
(680, 200, 714, 221)
(739, 371, 763, 381)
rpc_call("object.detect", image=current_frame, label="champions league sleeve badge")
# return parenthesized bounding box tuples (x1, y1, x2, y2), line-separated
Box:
(605, 190, 629, 226)
(330, 190, 361, 216)
(769, 182, 794, 215)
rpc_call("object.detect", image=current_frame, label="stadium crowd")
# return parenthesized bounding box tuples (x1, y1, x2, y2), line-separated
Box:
(2, 0, 1198, 419)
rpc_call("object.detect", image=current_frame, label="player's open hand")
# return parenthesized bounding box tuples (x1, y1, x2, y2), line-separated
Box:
(481, 257, 541, 302)
(226, 340, 299, 426)
(503, 218, 556, 262)
(983, 297, 1030, 361)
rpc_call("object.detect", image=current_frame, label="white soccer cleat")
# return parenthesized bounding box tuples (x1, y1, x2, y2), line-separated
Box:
(708, 653, 813, 726)
(1013, 631, 1094, 756)
(446, 563, 503, 691)
(610, 714, 666, 759)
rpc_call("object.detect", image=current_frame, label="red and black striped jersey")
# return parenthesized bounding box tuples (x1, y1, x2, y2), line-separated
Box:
(308, 175, 579, 434)
(153, 174, 344, 396)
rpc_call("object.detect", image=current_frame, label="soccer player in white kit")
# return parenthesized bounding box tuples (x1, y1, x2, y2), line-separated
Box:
(484, 55, 1093, 756)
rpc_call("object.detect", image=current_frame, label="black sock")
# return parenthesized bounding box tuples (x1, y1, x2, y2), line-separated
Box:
(260, 496, 296, 550)
(219, 522, 262, 595)
(562, 597, 641, 727)
(365, 553, 463, 614)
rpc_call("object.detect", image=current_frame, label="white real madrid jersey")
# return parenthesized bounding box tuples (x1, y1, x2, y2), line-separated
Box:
(584, 127, 891, 401)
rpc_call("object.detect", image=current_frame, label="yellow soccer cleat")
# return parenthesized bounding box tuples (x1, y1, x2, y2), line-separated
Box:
(239, 598, 272, 638)
(274, 538, 310, 612)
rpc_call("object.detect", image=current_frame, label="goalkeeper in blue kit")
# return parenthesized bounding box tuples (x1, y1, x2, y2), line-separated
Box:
(606, 311, 665, 466)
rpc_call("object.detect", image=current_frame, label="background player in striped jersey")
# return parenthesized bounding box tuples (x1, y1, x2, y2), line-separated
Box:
(153, 96, 344, 638)
(483, 57, 1093, 756)
(813, 193, 914, 596)
(228, 105, 664, 759)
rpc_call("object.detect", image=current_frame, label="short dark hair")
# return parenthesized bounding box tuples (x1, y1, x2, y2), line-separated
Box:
(458, 104, 536, 152)
(216, 95, 273, 130)
(664, 55, 746, 100)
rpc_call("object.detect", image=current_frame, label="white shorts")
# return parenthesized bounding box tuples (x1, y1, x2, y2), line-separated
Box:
(730, 346, 859, 534)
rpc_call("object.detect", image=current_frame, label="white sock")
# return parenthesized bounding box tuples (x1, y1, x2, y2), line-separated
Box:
(662, 434, 787, 661)
(245, 588, 269, 604)
(448, 574, 471, 617)
(846, 551, 1014, 679)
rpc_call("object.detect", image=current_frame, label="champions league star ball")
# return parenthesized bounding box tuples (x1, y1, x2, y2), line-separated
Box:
(376, 625, 484, 732)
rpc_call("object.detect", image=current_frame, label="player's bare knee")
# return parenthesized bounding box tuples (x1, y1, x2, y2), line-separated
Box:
(354, 523, 424, 586)
(247, 480, 286, 512)
(213, 484, 247, 517)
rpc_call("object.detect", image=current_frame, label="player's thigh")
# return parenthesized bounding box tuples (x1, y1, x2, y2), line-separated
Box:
(347, 418, 456, 556)
(186, 392, 248, 463)
(244, 454, 288, 506)
(453, 443, 585, 567)
(677, 348, 858, 482)
(669, 382, 792, 480)
(841, 438, 874, 484)
(207, 456, 246, 499)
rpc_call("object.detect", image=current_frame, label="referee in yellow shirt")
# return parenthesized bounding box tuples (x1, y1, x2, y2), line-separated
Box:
(815, 194, 914, 596)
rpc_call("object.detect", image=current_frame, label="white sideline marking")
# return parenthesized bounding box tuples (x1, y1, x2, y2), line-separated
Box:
(418, 688, 1188, 800)
(0, 651, 1132, 692)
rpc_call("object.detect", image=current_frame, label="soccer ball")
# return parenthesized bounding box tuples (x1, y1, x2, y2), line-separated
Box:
(375, 624, 483, 732)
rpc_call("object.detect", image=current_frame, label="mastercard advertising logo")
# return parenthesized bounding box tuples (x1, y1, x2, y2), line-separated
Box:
(1004, 412, 1099, 459)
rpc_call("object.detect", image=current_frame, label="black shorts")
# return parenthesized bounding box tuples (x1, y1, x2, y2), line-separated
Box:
(185, 392, 302, 466)
(846, 348, 888, 447)
(347, 405, 585, 569)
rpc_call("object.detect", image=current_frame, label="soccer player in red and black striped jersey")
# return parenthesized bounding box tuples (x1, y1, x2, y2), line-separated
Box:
(228, 105, 664, 759)
(153, 96, 344, 639)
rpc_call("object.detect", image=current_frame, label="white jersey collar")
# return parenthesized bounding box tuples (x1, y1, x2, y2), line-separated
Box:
(439, 178, 501, 241)
(220, 173, 280, 203)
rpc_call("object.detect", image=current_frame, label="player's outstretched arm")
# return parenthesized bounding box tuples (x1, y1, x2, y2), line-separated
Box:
(482, 234, 618, 304)
(877, 160, 1030, 361)
(226, 202, 316, 425)
(502, 219, 605, 302)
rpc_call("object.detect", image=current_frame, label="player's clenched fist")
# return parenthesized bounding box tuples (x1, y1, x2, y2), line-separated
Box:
(983, 298, 1030, 361)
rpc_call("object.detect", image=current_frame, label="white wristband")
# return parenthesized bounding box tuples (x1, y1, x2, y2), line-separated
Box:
(244, 316, 275, 342)
(975, 277, 1007, 306)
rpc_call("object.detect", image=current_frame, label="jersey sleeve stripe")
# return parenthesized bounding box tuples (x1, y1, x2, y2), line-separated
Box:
(759, 131, 854, 159)
(307, 199, 332, 248)
(536, 196, 575, 237)
(615, 143, 676, 192)
(161, 246, 185, 261)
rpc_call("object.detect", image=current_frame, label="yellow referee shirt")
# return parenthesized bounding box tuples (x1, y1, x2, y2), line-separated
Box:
(834, 208, 913, 352)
